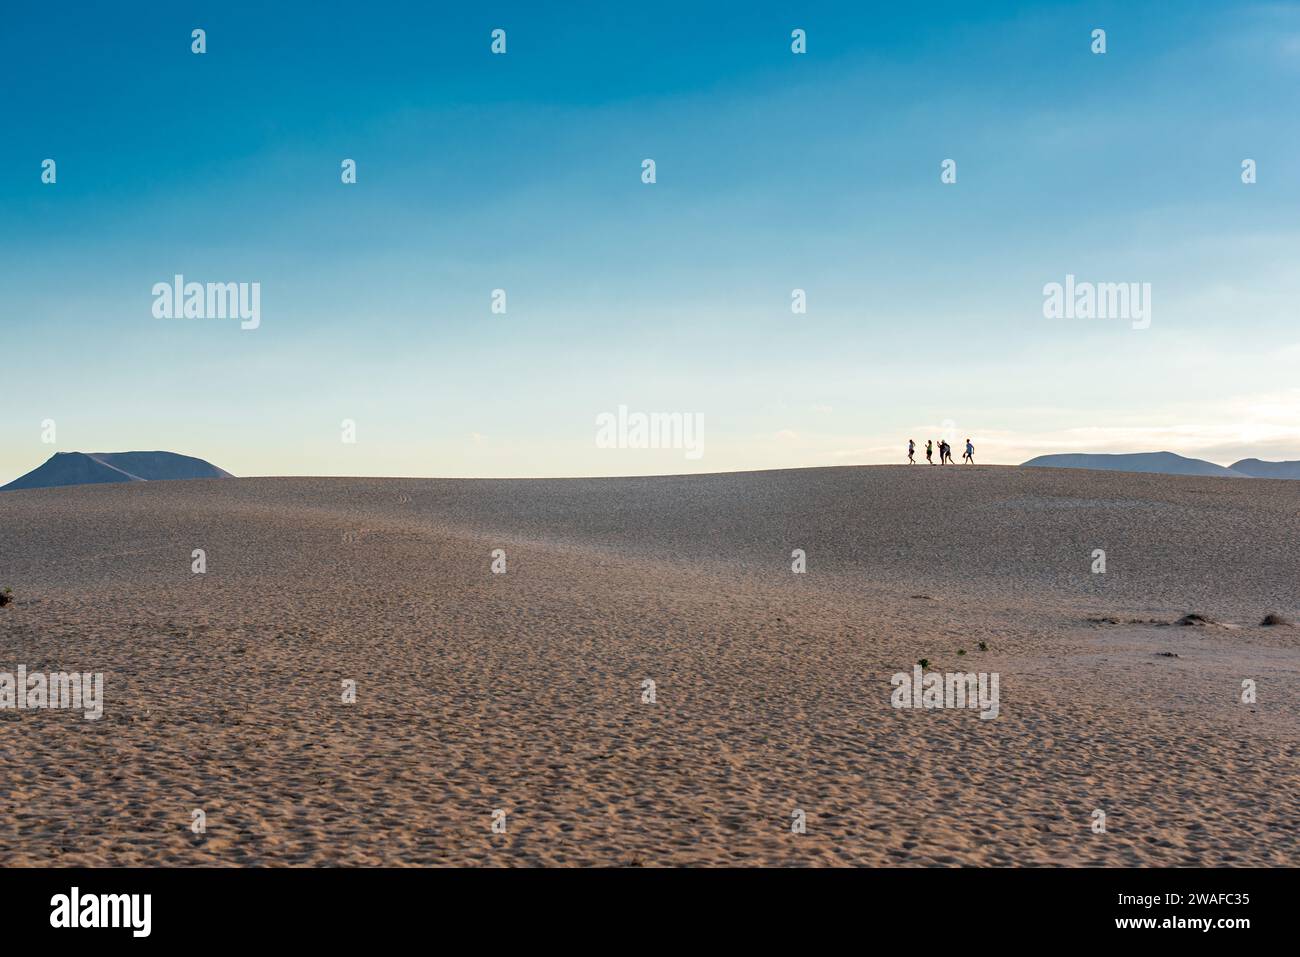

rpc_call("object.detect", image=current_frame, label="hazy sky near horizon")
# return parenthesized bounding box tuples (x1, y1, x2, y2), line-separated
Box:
(4, 0, 1300, 484)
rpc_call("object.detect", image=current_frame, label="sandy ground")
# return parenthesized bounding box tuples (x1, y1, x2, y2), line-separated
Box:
(0, 464, 1296, 866)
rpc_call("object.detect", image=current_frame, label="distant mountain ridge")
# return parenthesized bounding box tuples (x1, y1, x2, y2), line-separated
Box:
(1022, 451, 1300, 480)
(1, 451, 233, 491)
(1228, 458, 1300, 480)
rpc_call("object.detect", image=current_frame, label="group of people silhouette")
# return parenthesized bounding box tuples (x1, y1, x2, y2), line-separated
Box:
(907, 438, 974, 465)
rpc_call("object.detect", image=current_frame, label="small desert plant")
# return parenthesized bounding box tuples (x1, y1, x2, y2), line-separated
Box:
(957, 649, 966, 656)
(917, 658, 930, 669)
(977, 641, 988, 652)
(1176, 613, 1215, 626)
(0, 587, 11, 607)
(1260, 612, 1293, 627)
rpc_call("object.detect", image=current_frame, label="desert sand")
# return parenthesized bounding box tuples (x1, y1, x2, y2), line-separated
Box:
(0, 465, 1296, 866)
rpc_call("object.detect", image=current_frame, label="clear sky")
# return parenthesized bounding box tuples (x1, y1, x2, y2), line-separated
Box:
(3, 1, 1300, 484)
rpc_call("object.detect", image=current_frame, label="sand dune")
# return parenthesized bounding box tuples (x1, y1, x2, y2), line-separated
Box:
(0, 465, 1296, 866)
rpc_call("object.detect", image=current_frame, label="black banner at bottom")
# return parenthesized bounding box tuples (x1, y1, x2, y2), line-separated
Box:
(0, 867, 1282, 944)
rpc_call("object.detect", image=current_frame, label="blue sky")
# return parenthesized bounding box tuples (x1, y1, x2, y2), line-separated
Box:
(3, 1, 1300, 483)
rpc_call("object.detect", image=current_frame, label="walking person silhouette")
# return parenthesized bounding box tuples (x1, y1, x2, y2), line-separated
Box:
(908, 439, 916, 464)
(963, 438, 974, 464)
(925, 440, 934, 465)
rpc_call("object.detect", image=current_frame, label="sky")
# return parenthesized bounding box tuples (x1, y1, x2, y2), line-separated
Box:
(3, 0, 1300, 484)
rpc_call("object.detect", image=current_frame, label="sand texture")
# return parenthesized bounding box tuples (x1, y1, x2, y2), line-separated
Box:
(0, 465, 1296, 866)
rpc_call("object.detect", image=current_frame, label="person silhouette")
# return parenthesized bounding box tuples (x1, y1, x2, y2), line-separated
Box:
(963, 438, 974, 464)
(908, 439, 916, 464)
(925, 440, 934, 465)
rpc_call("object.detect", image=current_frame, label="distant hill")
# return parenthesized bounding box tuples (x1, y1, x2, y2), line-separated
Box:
(1, 451, 233, 492)
(1228, 458, 1300, 480)
(1021, 451, 1246, 478)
